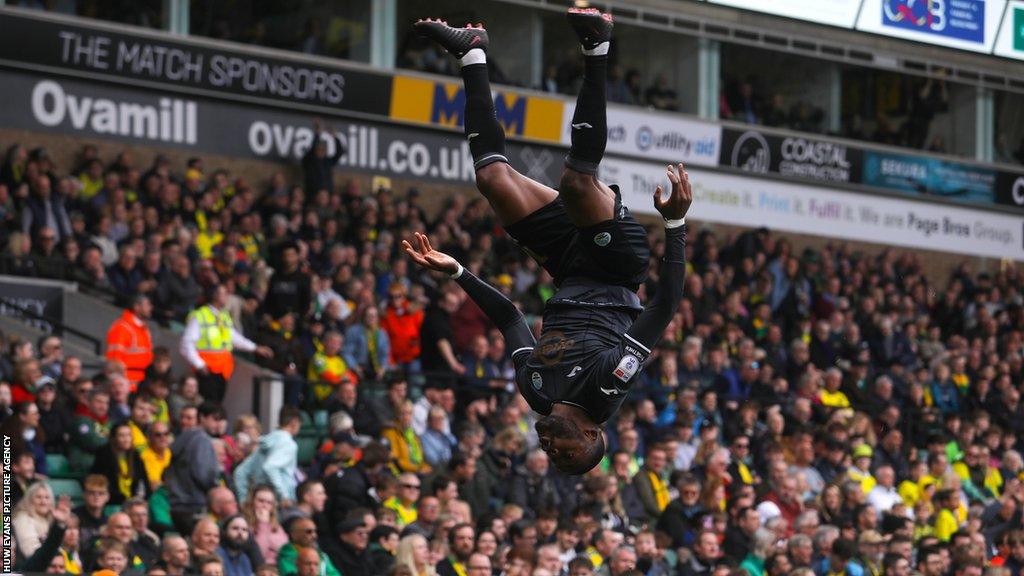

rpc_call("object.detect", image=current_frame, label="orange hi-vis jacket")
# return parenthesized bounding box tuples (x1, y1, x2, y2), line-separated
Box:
(105, 310, 153, 387)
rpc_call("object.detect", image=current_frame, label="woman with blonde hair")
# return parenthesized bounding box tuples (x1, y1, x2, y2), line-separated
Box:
(13, 480, 55, 557)
(242, 484, 288, 565)
(395, 533, 436, 576)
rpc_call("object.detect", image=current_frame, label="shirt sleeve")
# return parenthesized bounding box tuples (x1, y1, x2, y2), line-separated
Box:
(454, 270, 536, 370)
(231, 329, 258, 352)
(612, 225, 687, 384)
(180, 315, 206, 370)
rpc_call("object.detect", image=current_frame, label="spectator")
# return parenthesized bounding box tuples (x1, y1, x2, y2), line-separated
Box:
(324, 518, 374, 576)
(306, 330, 356, 406)
(380, 282, 424, 375)
(233, 406, 302, 503)
(244, 485, 289, 566)
(191, 517, 222, 559)
(395, 533, 435, 576)
(68, 388, 111, 473)
(645, 73, 678, 111)
(123, 497, 160, 567)
(165, 402, 222, 535)
(180, 284, 273, 403)
(421, 406, 458, 468)
(157, 255, 201, 322)
(342, 306, 392, 383)
(383, 401, 431, 475)
(13, 481, 56, 558)
(90, 422, 149, 505)
(419, 290, 464, 386)
(264, 241, 312, 321)
(2, 401, 47, 474)
(105, 294, 154, 387)
(217, 515, 255, 576)
(158, 535, 191, 576)
(302, 120, 345, 197)
(22, 173, 72, 243)
(139, 420, 173, 490)
(277, 517, 340, 576)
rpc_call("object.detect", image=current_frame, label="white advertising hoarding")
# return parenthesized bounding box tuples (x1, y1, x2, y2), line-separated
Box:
(561, 103, 722, 167)
(601, 157, 1024, 261)
(855, 0, 1007, 53)
(705, 0, 863, 28)
(993, 0, 1024, 59)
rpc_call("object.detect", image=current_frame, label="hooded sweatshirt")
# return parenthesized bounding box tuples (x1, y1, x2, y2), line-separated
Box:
(233, 429, 298, 502)
(164, 427, 219, 510)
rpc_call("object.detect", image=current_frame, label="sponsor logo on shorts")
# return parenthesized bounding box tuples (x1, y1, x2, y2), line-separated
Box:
(594, 232, 612, 246)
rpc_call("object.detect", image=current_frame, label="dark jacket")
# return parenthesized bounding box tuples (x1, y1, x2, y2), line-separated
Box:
(302, 134, 344, 195)
(655, 499, 707, 549)
(15, 519, 65, 572)
(508, 470, 561, 515)
(324, 464, 377, 530)
(164, 428, 219, 511)
(91, 446, 150, 505)
(324, 539, 374, 576)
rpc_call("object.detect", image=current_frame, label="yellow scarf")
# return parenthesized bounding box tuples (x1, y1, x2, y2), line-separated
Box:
(118, 455, 132, 499)
(648, 470, 670, 512)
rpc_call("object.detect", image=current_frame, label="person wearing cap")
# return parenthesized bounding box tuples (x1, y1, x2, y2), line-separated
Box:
(854, 531, 885, 576)
(323, 517, 373, 576)
(848, 444, 878, 494)
(106, 295, 154, 388)
(180, 284, 273, 403)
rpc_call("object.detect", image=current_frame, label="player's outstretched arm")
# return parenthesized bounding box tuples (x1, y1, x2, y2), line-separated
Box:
(403, 233, 536, 361)
(624, 163, 692, 352)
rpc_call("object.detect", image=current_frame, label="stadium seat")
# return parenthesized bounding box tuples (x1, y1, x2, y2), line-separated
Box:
(48, 478, 84, 507)
(297, 435, 319, 466)
(46, 453, 72, 479)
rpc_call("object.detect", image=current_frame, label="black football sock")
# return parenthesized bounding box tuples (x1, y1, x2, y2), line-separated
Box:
(566, 45, 609, 175)
(460, 49, 508, 170)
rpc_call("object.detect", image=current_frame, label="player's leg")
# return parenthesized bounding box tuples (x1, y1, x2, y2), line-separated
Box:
(414, 20, 557, 226)
(560, 8, 617, 228)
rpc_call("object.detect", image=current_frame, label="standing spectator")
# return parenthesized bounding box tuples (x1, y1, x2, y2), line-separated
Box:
(164, 402, 223, 535)
(233, 406, 302, 503)
(419, 291, 464, 386)
(180, 284, 273, 403)
(342, 306, 392, 383)
(157, 255, 201, 322)
(264, 242, 312, 321)
(380, 283, 424, 376)
(302, 119, 345, 197)
(105, 294, 154, 388)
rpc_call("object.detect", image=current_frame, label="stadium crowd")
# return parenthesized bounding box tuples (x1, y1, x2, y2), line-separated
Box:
(2, 133, 1024, 576)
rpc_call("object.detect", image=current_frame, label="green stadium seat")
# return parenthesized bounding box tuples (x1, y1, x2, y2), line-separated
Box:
(48, 478, 84, 507)
(297, 435, 319, 466)
(46, 454, 71, 479)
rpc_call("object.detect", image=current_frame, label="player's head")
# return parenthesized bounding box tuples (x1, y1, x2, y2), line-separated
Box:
(535, 413, 604, 475)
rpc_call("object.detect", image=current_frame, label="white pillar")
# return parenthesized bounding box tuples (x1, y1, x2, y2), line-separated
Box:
(698, 38, 720, 120)
(371, 0, 397, 68)
(975, 87, 994, 162)
(164, 0, 189, 35)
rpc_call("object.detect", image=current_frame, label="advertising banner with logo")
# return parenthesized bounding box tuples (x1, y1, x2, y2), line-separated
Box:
(856, 0, 1007, 52)
(861, 151, 997, 204)
(0, 69, 566, 189)
(0, 276, 66, 333)
(0, 11, 393, 115)
(560, 103, 721, 167)
(719, 128, 864, 185)
(389, 74, 564, 144)
(602, 156, 1024, 261)
(704, 0, 863, 28)
(994, 0, 1024, 59)
(997, 170, 1024, 208)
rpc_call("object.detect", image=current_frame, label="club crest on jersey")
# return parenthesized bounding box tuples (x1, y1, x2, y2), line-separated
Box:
(531, 371, 543, 390)
(613, 354, 640, 383)
(594, 232, 611, 247)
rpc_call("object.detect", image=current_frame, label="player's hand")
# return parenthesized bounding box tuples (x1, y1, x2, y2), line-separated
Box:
(654, 163, 693, 221)
(403, 232, 460, 275)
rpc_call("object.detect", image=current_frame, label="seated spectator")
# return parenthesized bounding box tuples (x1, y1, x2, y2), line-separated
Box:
(192, 517, 222, 560)
(342, 306, 392, 383)
(91, 422, 149, 505)
(123, 497, 160, 567)
(395, 534, 434, 576)
(763, 94, 789, 127)
(383, 401, 432, 475)
(217, 515, 257, 576)
(645, 73, 679, 111)
(277, 517, 340, 576)
(13, 481, 56, 558)
(158, 534, 191, 576)
(244, 485, 290, 565)
(139, 420, 173, 490)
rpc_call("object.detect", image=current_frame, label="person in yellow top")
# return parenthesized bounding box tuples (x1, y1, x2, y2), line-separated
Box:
(384, 473, 421, 528)
(180, 284, 273, 403)
(898, 461, 933, 509)
(819, 368, 851, 409)
(306, 331, 358, 405)
(139, 421, 173, 490)
(382, 400, 431, 475)
(952, 445, 1003, 500)
(634, 447, 671, 521)
(125, 395, 155, 451)
(847, 444, 877, 494)
(931, 489, 960, 541)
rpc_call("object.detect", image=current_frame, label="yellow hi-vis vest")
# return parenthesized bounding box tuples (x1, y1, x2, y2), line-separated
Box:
(190, 306, 234, 352)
